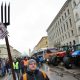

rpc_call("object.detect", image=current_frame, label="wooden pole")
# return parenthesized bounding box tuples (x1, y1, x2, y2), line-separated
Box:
(1, 3, 16, 80)
(5, 36, 16, 80)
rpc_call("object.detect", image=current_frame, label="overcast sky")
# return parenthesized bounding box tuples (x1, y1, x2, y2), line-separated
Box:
(0, 0, 67, 55)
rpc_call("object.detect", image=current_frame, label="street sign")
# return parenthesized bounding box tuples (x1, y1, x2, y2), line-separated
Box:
(0, 22, 8, 39)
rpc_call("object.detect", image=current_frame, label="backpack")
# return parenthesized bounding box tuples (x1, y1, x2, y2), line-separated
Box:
(23, 70, 47, 80)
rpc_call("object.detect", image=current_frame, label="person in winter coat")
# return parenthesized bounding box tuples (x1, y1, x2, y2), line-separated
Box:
(20, 59, 49, 80)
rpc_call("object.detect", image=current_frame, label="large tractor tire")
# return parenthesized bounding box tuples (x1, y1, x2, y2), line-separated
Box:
(63, 56, 72, 69)
(52, 56, 59, 66)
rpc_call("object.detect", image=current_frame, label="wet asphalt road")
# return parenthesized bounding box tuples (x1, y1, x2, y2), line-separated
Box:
(0, 64, 80, 80)
(41, 64, 80, 80)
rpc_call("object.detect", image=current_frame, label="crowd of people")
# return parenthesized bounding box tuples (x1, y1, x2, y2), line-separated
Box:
(0, 56, 49, 80)
(0, 58, 11, 77)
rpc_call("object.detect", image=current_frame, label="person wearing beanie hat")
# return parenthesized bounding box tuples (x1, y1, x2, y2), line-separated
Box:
(20, 59, 49, 80)
(27, 59, 37, 71)
(28, 59, 36, 65)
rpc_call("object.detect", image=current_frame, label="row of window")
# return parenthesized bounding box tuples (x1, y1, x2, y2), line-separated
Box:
(63, 40, 76, 47)
(54, 40, 76, 48)
(49, 31, 73, 43)
(73, 0, 77, 7)
(72, 0, 80, 21)
(49, 39, 76, 48)
(48, 0, 79, 47)
(73, 0, 80, 8)
(75, 12, 80, 22)
(51, 18, 72, 39)
(52, 18, 72, 34)
(54, 30, 74, 43)
(49, 40, 76, 49)
(55, 8, 70, 27)
(53, 0, 80, 29)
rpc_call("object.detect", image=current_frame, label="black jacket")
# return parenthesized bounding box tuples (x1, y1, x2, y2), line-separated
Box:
(20, 69, 49, 80)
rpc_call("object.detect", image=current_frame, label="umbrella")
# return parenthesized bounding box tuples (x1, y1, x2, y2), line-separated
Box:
(72, 50, 80, 57)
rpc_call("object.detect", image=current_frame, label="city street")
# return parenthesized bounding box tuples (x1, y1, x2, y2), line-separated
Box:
(0, 64, 80, 80)
(41, 64, 80, 80)
(0, 0, 80, 80)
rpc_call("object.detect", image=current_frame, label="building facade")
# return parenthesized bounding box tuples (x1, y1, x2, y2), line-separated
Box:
(47, 0, 80, 48)
(71, 0, 80, 44)
(13, 49, 22, 58)
(34, 36, 48, 51)
(0, 44, 21, 58)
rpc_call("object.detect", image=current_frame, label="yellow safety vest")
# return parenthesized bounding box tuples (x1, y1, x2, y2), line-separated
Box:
(13, 62, 19, 69)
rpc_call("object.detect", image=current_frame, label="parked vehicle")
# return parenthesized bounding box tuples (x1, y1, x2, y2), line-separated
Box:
(71, 50, 80, 66)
